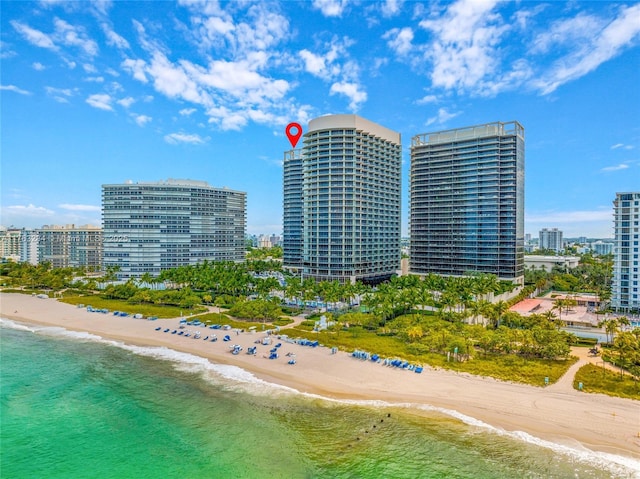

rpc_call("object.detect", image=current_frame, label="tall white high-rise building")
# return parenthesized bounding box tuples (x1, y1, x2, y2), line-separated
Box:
(611, 192, 640, 312)
(19, 229, 39, 265)
(409, 121, 525, 282)
(283, 114, 402, 284)
(102, 179, 246, 279)
(539, 228, 563, 252)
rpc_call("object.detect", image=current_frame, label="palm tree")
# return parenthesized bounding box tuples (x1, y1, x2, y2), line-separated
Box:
(599, 318, 619, 344)
(541, 309, 558, 324)
(492, 300, 509, 329)
(552, 298, 566, 321)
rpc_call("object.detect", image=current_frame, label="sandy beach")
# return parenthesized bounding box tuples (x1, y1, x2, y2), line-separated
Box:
(2, 292, 639, 463)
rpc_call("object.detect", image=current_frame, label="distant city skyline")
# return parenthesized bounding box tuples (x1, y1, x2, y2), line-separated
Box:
(2, 1, 639, 238)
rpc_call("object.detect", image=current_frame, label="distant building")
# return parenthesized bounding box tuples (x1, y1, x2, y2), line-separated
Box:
(591, 241, 613, 256)
(19, 229, 39, 265)
(525, 233, 532, 243)
(102, 179, 246, 279)
(539, 228, 563, 252)
(525, 255, 580, 271)
(0, 227, 21, 262)
(37, 224, 103, 269)
(611, 192, 640, 312)
(257, 234, 281, 249)
(283, 114, 402, 283)
(409, 121, 525, 283)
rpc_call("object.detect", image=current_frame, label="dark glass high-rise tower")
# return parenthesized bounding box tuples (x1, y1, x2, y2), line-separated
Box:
(283, 149, 303, 269)
(409, 121, 525, 282)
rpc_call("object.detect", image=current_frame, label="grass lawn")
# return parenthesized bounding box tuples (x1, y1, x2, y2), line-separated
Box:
(279, 325, 577, 386)
(60, 295, 206, 319)
(573, 364, 640, 400)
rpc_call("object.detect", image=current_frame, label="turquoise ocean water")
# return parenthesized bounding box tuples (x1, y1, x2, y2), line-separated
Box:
(1, 318, 639, 479)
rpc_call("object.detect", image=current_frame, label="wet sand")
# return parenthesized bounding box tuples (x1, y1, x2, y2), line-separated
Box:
(1, 292, 639, 462)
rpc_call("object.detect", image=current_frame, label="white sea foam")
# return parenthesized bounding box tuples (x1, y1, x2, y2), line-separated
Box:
(3, 317, 639, 477)
(0, 318, 38, 333)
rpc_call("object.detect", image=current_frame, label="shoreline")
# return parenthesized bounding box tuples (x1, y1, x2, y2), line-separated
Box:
(2, 292, 639, 467)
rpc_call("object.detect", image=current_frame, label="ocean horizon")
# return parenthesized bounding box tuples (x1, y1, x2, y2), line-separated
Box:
(2, 318, 639, 479)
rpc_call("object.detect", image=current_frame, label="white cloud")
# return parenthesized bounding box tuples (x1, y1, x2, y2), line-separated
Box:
(381, 0, 403, 17)
(32, 62, 46, 71)
(181, 2, 289, 55)
(53, 18, 99, 56)
(610, 143, 635, 150)
(45, 86, 74, 103)
(2, 204, 55, 218)
(101, 22, 130, 49)
(0, 85, 31, 95)
(416, 94, 438, 104)
(58, 204, 101, 212)
(86, 93, 113, 111)
(145, 53, 209, 105)
(84, 76, 105, 83)
(117, 97, 135, 108)
(329, 81, 367, 110)
(11, 17, 99, 61)
(206, 106, 248, 131)
(120, 3, 308, 131)
(122, 58, 148, 83)
(299, 38, 352, 80)
(133, 114, 152, 126)
(532, 4, 640, 94)
(600, 163, 629, 172)
(164, 132, 207, 144)
(426, 107, 461, 126)
(11, 21, 57, 50)
(298, 37, 367, 109)
(300, 49, 328, 77)
(419, 0, 506, 91)
(312, 0, 349, 17)
(384, 27, 414, 56)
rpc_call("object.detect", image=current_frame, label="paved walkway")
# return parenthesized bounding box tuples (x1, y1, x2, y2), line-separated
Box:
(547, 346, 627, 393)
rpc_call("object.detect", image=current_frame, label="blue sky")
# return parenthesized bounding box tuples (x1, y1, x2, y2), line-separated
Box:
(1, 0, 639, 238)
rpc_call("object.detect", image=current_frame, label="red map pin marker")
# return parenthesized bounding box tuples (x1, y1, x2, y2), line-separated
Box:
(285, 122, 302, 148)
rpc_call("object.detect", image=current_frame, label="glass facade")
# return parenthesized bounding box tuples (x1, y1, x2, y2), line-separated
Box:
(283, 149, 303, 268)
(611, 192, 640, 312)
(102, 179, 246, 279)
(409, 122, 525, 282)
(284, 115, 402, 284)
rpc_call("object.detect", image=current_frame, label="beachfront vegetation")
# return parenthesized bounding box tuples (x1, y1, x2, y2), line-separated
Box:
(573, 364, 640, 400)
(246, 246, 283, 260)
(5, 253, 639, 392)
(279, 316, 577, 386)
(59, 296, 200, 319)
